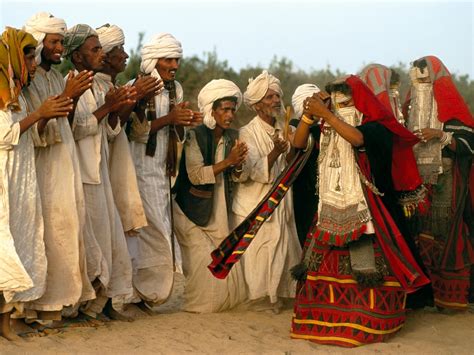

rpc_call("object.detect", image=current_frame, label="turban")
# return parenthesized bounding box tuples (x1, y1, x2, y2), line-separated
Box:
(0, 27, 37, 111)
(23, 12, 66, 64)
(198, 79, 242, 129)
(96, 24, 125, 54)
(140, 33, 182, 74)
(243, 70, 282, 110)
(63, 24, 97, 58)
(291, 83, 320, 119)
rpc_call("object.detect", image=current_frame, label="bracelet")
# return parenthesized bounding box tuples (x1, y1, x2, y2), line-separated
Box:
(439, 131, 453, 147)
(301, 114, 315, 125)
(233, 165, 243, 173)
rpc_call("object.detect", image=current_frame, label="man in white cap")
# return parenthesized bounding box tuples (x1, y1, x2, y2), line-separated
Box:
(22, 12, 96, 326)
(63, 24, 136, 320)
(127, 33, 202, 310)
(290, 84, 321, 246)
(95, 24, 164, 315)
(232, 70, 301, 313)
(173, 79, 247, 313)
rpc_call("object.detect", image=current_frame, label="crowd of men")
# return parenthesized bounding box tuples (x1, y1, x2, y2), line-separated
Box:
(0, 12, 472, 348)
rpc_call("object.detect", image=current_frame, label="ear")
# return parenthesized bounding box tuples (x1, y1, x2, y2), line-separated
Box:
(71, 50, 82, 65)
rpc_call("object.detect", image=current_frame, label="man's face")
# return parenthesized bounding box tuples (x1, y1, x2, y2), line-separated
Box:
(75, 36, 105, 72)
(156, 58, 180, 82)
(255, 88, 281, 118)
(213, 100, 237, 130)
(41, 33, 64, 65)
(106, 45, 129, 74)
(24, 47, 37, 80)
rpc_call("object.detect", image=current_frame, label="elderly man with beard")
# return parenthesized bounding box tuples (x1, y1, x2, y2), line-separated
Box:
(127, 33, 202, 311)
(173, 79, 248, 313)
(63, 24, 136, 321)
(405, 56, 474, 311)
(232, 70, 301, 314)
(290, 75, 429, 347)
(21, 12, 96, 327)
(95, 24, 164, 316)
(0, 27, 73, 340)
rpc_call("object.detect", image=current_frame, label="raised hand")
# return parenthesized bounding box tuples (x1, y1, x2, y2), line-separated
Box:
(227, 140, 248, 167)
(36, 95, 74, 120)
(303, 94, 330, 121)
(273, 136, 289, 155)
(168, 101, 195, 126)
(133, 75, 164, 101)
(104, 86, 136, 113)
(191, 111, 204, 126)
(63, 70, 94, 99)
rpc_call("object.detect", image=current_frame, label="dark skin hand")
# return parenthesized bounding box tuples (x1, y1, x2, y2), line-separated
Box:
(303, 92, 364, 147)
(20, 95, 73, 134)
(414, 127, 456, 151)
(211, 139, 248, 177)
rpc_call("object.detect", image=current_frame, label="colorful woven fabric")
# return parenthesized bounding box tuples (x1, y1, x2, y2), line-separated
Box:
(208, 146, 313, 279)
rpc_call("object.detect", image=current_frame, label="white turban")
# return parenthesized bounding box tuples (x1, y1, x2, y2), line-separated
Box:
(291, 83, 321, 119)
(198, 79, 242, 129)
(243, 70, 282, 110)
(23, 12, 67, 64)
(96, 24, 125, 54)
(140, 33, 183, 74)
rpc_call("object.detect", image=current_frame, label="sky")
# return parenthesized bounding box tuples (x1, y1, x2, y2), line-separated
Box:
(1, 0, 473, 77)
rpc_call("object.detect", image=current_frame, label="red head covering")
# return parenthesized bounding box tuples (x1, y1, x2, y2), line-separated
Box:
(407, 55, 473, 127)
(344, 75, 422, 191)
(359, 64, 394, 115)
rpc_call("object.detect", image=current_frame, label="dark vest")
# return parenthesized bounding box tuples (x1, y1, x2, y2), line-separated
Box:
(175, 125, 238, 227)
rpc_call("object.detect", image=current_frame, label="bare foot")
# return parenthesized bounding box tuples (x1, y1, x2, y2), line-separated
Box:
(0, 313, 22, 341)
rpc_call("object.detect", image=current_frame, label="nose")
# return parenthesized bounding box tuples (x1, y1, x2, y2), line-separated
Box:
(57, 42, 64, 54)
(171, 59, 179, 69)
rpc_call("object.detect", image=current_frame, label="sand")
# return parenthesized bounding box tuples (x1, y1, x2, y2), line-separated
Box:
(2, 273, 474, 355)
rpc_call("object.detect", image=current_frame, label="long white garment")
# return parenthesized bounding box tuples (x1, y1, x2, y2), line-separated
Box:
(232, 116, 301, 303)
(72, 74, 133, 304)
(22, 66, 96, 312)
(95, 73, 147, 233)
(2, 95, 47, 304)
(0, 108, 34, 299)
(173, 132, 246, 313)
(128, 82, 183, 304)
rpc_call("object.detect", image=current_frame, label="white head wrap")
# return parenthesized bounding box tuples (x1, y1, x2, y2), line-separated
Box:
(198, 79, 242, 129)
(291, 83, 321, 119)
(23, 12, 67, 64)
(140, 33, 182, 74)
(243, 70, 282, 110)
(96, 24, 125, 54)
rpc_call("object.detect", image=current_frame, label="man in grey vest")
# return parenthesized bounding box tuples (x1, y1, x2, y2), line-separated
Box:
(173, 79, 248, 313)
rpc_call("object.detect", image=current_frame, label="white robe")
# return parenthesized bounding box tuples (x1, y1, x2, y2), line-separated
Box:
(173, 131, 246, 313)
(0, 107, 34, 302)
(22, 66, 95, 312)
(232, 116, 301, 303)
(1, 95, 47, 304)
(72, 74, 133, 308)
(128, 82, 183, 304)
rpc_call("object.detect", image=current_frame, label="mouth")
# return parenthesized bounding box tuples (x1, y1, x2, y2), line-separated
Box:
(53, 53, 62, 60)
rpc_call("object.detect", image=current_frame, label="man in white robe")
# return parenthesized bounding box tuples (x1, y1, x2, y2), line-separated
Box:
(22, 12, 96, 323)
(0, 28, 72, 339)
(233, 71, 301, 313)
(127, 33, 201, 309)
(173, 79, 247, 313)
(96, 24, 164, 314)
(63, 24, 135, 319)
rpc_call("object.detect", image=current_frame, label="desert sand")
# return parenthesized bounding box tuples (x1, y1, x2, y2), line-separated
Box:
(1, 273, 474, 355)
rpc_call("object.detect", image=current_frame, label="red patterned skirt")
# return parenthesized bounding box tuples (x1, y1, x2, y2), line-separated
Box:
(291, 240, 407, 347)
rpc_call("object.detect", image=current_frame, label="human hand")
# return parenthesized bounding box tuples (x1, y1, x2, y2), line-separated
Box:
(36, 95, 74, 120)
(414, 128, 443, 143)
(63, 70, 94, 99)
(227, 139, 248, 167)
(134, 75, 164, 101)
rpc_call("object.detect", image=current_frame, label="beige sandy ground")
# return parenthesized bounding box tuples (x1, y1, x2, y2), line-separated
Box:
(2, 273, 474, 355)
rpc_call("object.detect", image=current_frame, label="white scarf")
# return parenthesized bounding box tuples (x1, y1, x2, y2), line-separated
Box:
(140, 33, 182, 74)
(291, 83, 320, 119)
(96, 24, 125, 54)
(407, 81, 443, 183)
(317, 105, 372, 241)
(23, 12, 67, 64)
(198, 79, 242, 129)
(243, 70, 283, 111)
